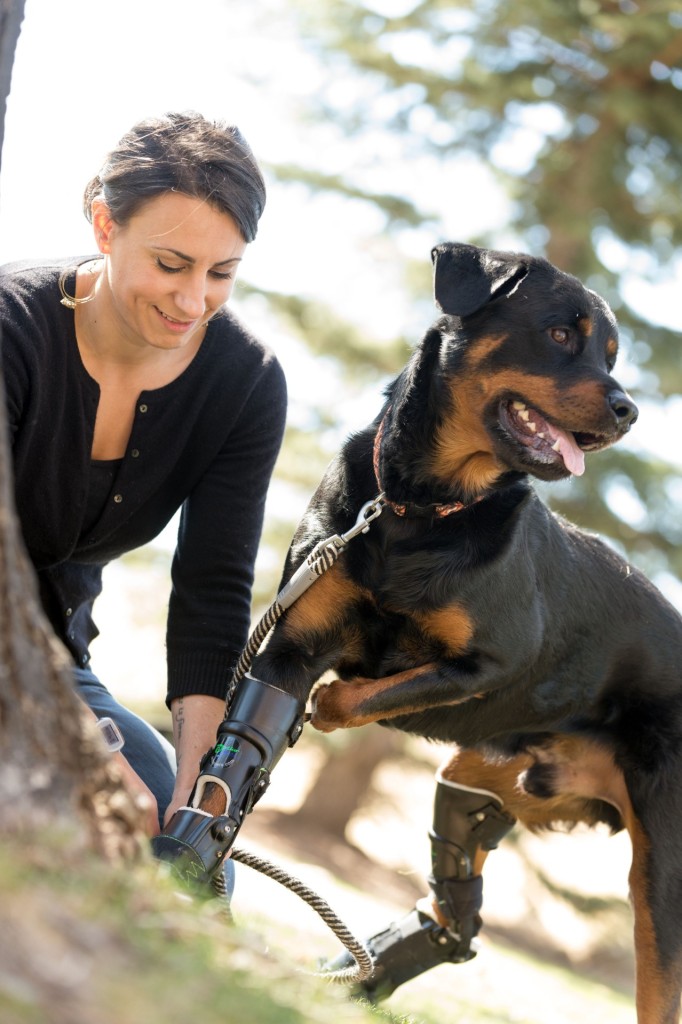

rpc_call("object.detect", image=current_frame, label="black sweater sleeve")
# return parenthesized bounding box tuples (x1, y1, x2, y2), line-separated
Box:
(165, 349, 287, 705)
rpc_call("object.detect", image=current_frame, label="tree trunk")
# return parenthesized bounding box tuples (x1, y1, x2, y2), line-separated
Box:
(0, 339, 146, 858)
(0, 0, 145, 861)
(0, 0, 25, 139)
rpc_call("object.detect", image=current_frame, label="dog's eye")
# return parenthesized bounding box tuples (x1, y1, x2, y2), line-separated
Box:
(549, 327, 570, 345)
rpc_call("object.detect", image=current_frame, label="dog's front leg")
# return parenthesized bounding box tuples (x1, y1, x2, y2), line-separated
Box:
(252, 560, 368, 703)
(310, 665, 483, 732)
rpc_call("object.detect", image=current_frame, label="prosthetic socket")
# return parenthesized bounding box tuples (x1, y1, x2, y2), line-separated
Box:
(326, 774, 515, 1001)
(152, 673, 305, 886)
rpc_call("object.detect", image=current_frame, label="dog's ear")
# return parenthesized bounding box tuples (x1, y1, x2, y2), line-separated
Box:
(431, 242, 529, 316)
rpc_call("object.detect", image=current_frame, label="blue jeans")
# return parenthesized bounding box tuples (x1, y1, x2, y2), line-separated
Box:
(75, 666, 235, 898)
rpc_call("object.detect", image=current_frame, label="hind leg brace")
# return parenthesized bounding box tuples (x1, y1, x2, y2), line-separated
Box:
(323, 771, 515, 1001)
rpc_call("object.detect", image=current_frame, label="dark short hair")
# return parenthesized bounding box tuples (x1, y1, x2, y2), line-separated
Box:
(82, 111, 266, 242)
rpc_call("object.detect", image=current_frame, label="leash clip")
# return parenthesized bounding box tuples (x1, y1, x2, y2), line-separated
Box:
(275, 496, 385, 613)
(339, 493, 386, 545)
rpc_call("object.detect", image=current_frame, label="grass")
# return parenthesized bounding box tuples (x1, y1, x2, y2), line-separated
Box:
(0, 839, 390, 1024)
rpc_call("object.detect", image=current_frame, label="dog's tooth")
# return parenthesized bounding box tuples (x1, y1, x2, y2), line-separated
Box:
(537, 431, 547, 439)
(512, 401, 526, 411)
(519, 409, 530, 421)
(552, 440, 561, 452)
(528, 422, 537, 433)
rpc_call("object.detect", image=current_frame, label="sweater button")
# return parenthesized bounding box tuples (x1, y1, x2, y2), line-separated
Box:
(131, 449, 140, 458)
(139, 403, 148, 413)
(65, 607, 73, 617)
(113, 493, 123, 503)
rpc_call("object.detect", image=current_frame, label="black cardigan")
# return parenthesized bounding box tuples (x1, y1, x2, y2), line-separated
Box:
(0, 257, 287, 705)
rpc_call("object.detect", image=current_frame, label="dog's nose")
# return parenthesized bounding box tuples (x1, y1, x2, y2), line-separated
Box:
(608, 390, 639, 431)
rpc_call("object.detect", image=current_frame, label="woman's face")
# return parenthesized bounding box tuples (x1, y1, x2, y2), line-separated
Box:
(92, 191, 248, 352)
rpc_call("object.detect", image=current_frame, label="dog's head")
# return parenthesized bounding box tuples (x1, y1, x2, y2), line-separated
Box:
(427, 242, 638, 492)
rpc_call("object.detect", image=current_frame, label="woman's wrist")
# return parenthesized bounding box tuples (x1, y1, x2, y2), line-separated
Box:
(170, 692, 225, 786)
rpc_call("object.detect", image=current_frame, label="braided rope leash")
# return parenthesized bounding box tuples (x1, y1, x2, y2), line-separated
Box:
(216, 494, 386, 983)
(227, 495, 386, 705)
(231, 847, 375, 983)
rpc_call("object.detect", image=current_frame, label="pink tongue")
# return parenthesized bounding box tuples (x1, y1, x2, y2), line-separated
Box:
(546, 424, 585, 476)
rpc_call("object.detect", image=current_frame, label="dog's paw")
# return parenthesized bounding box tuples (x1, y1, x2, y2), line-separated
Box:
(309, 680, 353, 733)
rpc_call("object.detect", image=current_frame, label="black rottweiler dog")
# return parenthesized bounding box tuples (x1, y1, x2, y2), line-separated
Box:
(252, 242, 682, 1024)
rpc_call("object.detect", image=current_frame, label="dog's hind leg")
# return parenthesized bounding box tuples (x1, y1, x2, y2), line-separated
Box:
(329, 741, 643, 1007)
(322, 748, 517, 1001)
(627, 816, 682, 1024)
(416, 748, 590, 946)
(522, 734, 682, 1024)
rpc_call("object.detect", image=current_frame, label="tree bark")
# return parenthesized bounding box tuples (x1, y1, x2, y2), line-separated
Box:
(0, 0, 25, 151)
(0, 0, 145, 860)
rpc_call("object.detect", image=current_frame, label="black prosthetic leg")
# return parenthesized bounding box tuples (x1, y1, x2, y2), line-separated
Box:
(152, 673, 305, 887)
(324, 774, 515, 1001)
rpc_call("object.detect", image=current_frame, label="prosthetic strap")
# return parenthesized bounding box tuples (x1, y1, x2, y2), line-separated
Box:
(152, 673, 305, 886)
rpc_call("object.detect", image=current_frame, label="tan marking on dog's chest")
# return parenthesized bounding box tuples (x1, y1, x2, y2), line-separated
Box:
(279, 563, 366, 640)
(413, 603, 475, 656)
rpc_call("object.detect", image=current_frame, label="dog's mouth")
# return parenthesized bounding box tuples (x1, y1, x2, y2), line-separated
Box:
(498, 400, 612, 477)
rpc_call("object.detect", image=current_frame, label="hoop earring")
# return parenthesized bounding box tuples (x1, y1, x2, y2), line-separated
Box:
(58, 268, 96, 310)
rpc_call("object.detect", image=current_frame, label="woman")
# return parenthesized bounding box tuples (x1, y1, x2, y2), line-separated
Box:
(0, 112, 287, 849)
